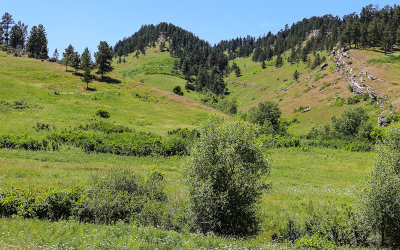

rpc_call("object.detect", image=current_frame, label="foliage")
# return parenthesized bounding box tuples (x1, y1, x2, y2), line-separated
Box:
(295, 234, 338, 249)
(248, 100, 282, 133)
(26, 24, 48, 59)
(173, 85, 183, 96)
(80, 47, 93, 88)
(185, 116, 269, 236)
(95, 109, 110, 118)
(0, 170, 189, 231)
(95, 41, 113, 78)
(357, 124, 400, 247)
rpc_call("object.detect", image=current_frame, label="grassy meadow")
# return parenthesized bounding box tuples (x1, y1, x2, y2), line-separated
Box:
(0, 49, 382, 247)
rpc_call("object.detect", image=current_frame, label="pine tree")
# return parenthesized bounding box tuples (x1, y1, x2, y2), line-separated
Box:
(261, 61, 266, 69)
(63, 45, 74, 71)
(9, 21, 27, 49)
(52, 48, 59, 61)
(26, 24, 48, 59)
(235, 66, 241, 77)
(275, 54, 283, 68)
(71, 52, 80, 73)
(95, 41, 114, 78)
(1, 12, 14, 45)
(81, 47, 93, 89)
(293, 70, 300, 81)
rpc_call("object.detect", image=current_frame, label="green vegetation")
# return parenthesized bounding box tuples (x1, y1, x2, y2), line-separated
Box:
(186, 117, 269, 236)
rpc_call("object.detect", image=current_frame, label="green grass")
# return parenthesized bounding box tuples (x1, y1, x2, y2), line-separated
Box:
(0, 146, 374, 241)
(0, 51, 214, 135)
(0, 218, 282, 249)
(114, 46, 204, 102)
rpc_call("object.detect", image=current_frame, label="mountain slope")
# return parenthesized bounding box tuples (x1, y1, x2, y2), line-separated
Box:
(0, 51, 222, 136)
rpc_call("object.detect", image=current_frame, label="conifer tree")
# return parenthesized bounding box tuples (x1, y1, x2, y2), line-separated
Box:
(52, 48, 59, 61)
(261, 61, 266, 69)
(1, 12, 14, 45)
(94, 41, 114, 78)
(81, 47, 92, 89)
(275, 54, 283, 68)
(9, 21, 27, 48)
(26, 24, 48, 59)
(71, 52, 80, 73)
(63, 45, 74, 71)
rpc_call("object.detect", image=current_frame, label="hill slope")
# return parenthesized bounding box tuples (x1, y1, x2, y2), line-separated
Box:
(0, 51, 222, 136)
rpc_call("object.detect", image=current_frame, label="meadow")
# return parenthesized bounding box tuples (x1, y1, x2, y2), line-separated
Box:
(0, 49, 382, 247)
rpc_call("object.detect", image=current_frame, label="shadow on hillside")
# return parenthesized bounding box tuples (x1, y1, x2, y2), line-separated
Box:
(73, 72, 83, 77)
(99, 76, 121, 84)
(86, 87, 97, 92)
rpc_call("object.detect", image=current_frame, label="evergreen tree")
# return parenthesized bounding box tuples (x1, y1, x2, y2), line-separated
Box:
(26, 24, 48, 59)
(293, 70, 300, 81)
(1, 12, 14, 45)
(95, 41, 114, 78)
(275, 54, 283, 68)
(71, 52, 80, 73)
(9, 21, 27, 48)
(81, 47, 93, 89)
(261, 60, 266, 69)
(52, 48, 59, 61)
(63, 45, 75, 71)
(235, 66, 241, 77)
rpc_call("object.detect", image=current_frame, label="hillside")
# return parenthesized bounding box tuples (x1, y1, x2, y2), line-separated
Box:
(0, 51, 221, 136)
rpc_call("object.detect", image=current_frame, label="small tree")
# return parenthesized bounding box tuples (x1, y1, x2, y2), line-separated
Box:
(81, 47, 92, 89)
(235, 65, 241, 77)
(248, 100, 282, 132)
(71, 51, 80, 73)
(185, 116, 270, 236)
(358, 124, 400, 247)
(261, 60, 266, 69)
(275, 54, 283, 67)
(173, 85, 183, 96)
(63, 44, 74, 71)
(95, 41, 114, 78)
(1, 12, 14, 45)
(293, 70, 299, 81)
(52, 48, 59, 62)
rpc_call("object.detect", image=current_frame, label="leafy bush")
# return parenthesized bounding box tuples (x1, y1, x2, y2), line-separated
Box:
(95, 109, 110, 118)
(248, 100, 282, 133)
(185, 116, 270, 236)
(358, 124, 400, 247)
(0, 170, 189, 230)
(173, 86, 183, 96)
(295, 234, 338, 249)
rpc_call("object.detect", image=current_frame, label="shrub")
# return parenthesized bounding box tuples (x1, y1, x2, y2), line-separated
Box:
(95, 109, 110, 118)
(248, 100, 282, 133)
(185, 116, 270, 236)
(173, 86, 183, 96)
(358, 124, 400, 247)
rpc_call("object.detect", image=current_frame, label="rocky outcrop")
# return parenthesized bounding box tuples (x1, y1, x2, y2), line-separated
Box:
(332, 46, 391, 126)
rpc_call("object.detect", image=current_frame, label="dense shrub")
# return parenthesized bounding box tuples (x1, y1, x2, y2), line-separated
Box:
(248, 100, 282, 132)
(185, 116, 270, 236)
(95, 109, 110, 118)
(0, 134, 57, 151)
(0, 170, 189, 230)
(279, 203, 370, 247)
(173, 86, 183, 96)
(358, 124, 400, 247)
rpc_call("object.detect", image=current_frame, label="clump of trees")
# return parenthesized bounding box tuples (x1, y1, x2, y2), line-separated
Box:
(185, 116, 270, 236)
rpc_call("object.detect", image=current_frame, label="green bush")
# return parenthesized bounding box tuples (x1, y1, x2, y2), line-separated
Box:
(295, 234, 338, 249)
(358, 124, 400, 247)
(173, 86, 183, 96)
(185, 116, 270, 236)
(95, 109, 110, 118)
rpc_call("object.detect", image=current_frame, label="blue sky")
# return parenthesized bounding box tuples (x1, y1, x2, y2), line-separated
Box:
(1, 1, 398, 56)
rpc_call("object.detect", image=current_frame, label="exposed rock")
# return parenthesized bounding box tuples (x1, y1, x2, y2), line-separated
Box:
(302, 107, 311, 113)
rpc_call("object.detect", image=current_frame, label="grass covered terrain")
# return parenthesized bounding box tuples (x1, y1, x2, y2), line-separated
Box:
(0, 146, 374, 241)
(0, 51, 216, 135)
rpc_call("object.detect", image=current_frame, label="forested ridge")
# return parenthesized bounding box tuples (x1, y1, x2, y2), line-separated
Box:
(114, 4, 400, 95)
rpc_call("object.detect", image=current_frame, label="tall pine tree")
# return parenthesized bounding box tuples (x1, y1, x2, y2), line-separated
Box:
(95, 41, 113, 78)
(81, 47, 93, 89)
(26, 24, 48, 59)
(1, 12, 14, 45)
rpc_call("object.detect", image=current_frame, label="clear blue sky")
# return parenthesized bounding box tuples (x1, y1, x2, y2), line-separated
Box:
(1, 0, 398, 56)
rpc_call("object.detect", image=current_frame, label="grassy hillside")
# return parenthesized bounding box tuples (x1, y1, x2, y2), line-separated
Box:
(113, 45, 204, 102)
(0, 51, 219, 136)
